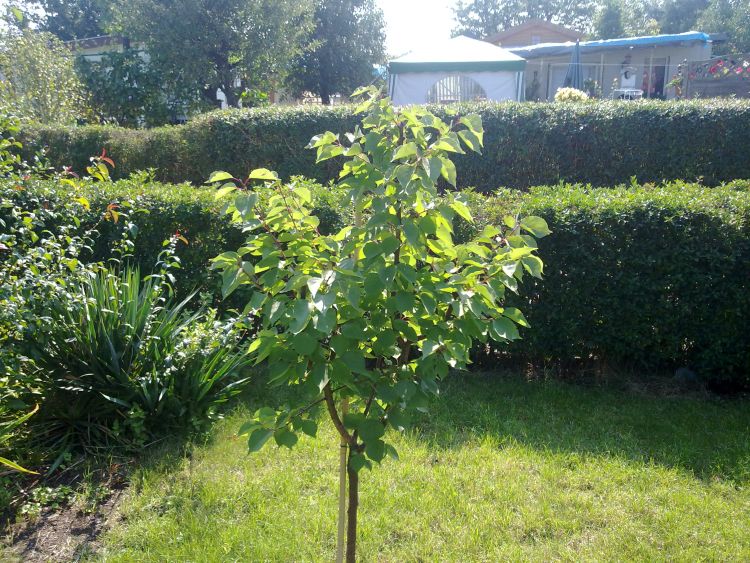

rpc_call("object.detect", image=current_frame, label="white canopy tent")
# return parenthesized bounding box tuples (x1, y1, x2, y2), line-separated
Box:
(388, 36, 526, 105)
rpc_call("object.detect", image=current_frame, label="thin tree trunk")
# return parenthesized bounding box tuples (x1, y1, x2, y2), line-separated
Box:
(345, 450, 359, 563)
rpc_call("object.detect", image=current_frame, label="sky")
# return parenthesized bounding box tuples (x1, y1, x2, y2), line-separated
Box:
(377, 0, 459, 58)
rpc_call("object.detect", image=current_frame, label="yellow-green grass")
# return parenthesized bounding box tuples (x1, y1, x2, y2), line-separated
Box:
(96, 374, 750, 561)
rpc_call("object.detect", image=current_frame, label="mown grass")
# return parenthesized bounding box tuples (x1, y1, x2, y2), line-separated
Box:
(95, 373, 750, 561)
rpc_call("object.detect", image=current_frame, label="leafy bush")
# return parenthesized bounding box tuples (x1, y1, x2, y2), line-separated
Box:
(9, 177, 750, 387)
(19, 99, 750, 190)
(27, 265, 251, 457)
(554, 87, 589, 102)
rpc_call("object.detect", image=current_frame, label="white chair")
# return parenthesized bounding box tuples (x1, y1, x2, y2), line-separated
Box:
(613, 66, 643, 100)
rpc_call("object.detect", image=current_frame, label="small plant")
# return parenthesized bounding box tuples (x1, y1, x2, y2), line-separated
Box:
(20, 484, 75, 519)
(211, 87, 548, 561)
(554, 87, 590, 102)
(29, 262, 251, 458)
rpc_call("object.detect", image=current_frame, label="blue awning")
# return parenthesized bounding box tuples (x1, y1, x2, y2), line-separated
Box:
(509, 31, 712, 59)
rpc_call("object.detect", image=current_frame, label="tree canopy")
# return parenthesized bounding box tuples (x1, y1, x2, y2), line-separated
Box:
(0, 29, 90, 124)
(451, 0, 598, 38)
(288, 0, 385, 105)
(111, 0, 314, 108)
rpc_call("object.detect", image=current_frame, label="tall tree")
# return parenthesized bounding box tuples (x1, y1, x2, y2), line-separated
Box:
(288, 0, 385, 105)
(0, 30, 90, 124)
(660, 0, 709, 34)
(112, 0, 314, 109)
(594, 0, 625, 39)
(698, 0, 750, 54)
(13, 0, 111, 40)
(451, 0, 597, 39)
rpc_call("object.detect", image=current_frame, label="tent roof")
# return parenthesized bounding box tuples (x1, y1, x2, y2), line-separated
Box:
(509, 31, 712, 59)
(389, 35, 526, 73)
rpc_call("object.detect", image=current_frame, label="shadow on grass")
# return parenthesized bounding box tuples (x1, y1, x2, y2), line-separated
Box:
(419, 372, 750, 483)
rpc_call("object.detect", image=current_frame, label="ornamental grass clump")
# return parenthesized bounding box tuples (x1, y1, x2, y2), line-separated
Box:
(210, 87, 549, 561)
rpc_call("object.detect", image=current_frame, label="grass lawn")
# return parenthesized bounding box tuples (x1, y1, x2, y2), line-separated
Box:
(94, 373, 750, 562)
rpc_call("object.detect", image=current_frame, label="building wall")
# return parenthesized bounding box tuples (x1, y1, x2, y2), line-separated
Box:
(523, 42, 711, 100)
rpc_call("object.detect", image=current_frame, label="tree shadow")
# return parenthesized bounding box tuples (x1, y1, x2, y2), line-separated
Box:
(419, 372, 750, 483)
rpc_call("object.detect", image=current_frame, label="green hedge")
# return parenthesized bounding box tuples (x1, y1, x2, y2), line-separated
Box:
(19, 99, 750, 191)
(5, 178, 750, 386)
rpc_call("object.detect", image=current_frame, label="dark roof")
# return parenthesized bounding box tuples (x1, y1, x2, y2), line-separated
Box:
(485, 20, 581, 44)
(66, 35, 128, 51)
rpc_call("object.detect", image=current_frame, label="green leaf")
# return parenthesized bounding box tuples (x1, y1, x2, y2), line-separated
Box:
(0, 456, 37, 474)
(248, 428, 273, 452)
(450, 199, 473, 222)
(349, 453, 372, 473)
(392, 142, 419, 161)
(503, 307, 529, 327)
(290, 300, 312, 334)
(207, 171, 234, 183)
(458, 129, 483, 154)
(365, 439, 386, 462)
(214, 184, 237, 200)
(520, 216, 552, 238)
(439, 157, 457, 187)
(358, 419, 385, 442)
(248, 168, 279, 181)
(298, 419, 317, 437)
(491, 317, 521, 341)
(274, 428, 298, 449)
(291, 333, 318, 356)
(521, 255, 544, 278)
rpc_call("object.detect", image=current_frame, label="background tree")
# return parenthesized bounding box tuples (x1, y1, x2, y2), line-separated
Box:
(451, 0, 597, 39)
(0, 29, 90, 124)
(594, 0, 625, 39)
(111, 0, 314, 109)
(76, 50, 180, 127)
(659, 0, 709, 33)
(26, 0, 111, 40)
(288, 0, 385, 105)
(698, 0, 750, 54)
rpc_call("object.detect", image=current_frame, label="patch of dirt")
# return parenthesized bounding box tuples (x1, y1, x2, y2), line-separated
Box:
(2, 486, 125, 562)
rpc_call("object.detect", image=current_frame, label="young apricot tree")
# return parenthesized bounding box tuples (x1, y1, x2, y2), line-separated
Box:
(210, 87, 549, 561)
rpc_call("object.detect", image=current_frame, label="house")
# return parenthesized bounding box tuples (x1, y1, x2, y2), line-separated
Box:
(485, 20, 581, 48)
(506, 32, 715, 100)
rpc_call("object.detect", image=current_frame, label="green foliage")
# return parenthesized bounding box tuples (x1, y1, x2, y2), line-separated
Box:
(288, 0, 385, 105)
(21, 99, 750, 190)
(9, 176, 750, 386)
(699, 0, 750, 55)
(76, 49, 178, 127)
(27, 265, 251, 457)
(0, 168, 250, 465)
(21, 0, 111, 41)
(110, 0, 315, 109)
(594, 0, 625, 39)
(0, 29, 90, 125)
(469, 181, 750, 386)
(451, 0, 598, 39)
(212, 89, 547, 479)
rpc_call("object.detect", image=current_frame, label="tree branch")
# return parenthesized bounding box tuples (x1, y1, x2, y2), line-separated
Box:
(324, 382, 352, 444)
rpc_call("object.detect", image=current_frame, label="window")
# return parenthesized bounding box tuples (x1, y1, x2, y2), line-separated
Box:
(427, 75, 487, 104)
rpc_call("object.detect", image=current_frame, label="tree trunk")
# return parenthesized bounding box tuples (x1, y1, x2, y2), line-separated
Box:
(345, 449, 359, 563)
(320, 87, 331, 106)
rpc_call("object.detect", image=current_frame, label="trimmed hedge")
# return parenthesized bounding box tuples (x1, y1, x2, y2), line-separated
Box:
(5, 178, 750, 386)
(19, 99, 750, 191)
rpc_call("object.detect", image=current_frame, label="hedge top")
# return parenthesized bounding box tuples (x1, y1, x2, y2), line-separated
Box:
(19, 99, 750, 191)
